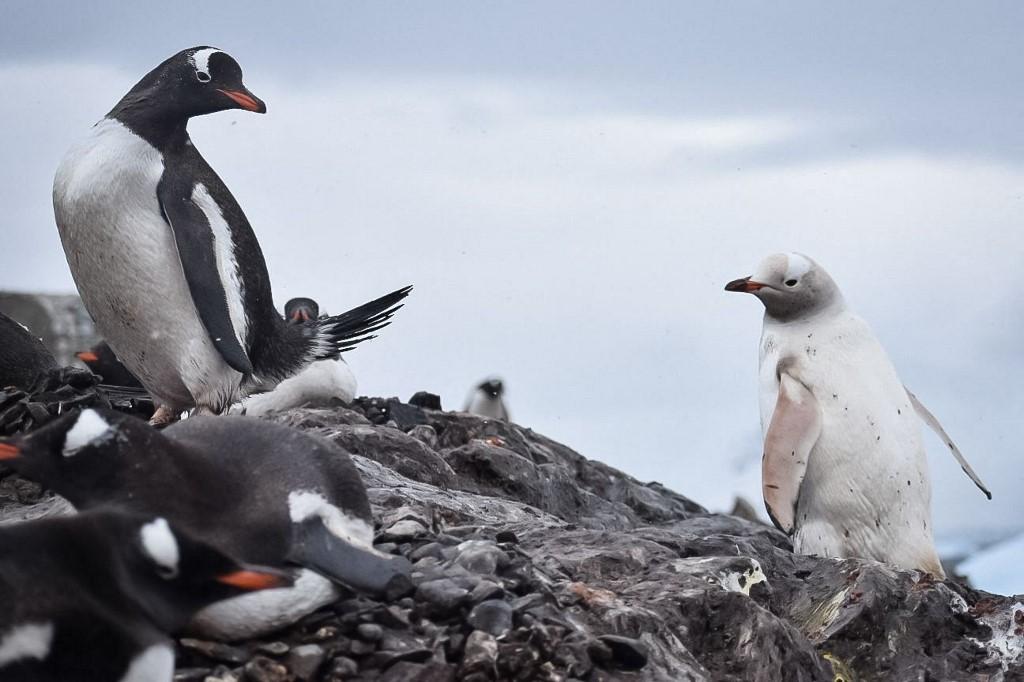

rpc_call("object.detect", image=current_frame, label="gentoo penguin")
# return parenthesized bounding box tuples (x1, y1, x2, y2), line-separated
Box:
(464, 378, 510, 421)
(0, 507, 289, 682)
(53, 46, 411, 426)
(0, 313, 58, 391)
(726, 252, 991, 575)
(0, 408, 411, 640)
(76, 341, 143, 389)
(238, 297, 357, 416)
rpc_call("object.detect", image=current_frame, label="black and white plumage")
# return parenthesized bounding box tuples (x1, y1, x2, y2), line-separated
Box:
(0, 507, 289, 682)
(464, 378, 510, 421)
(53, 46, 411, 422)
(239, 297, 357, 415)
(0, 313, 58, 391)
(1, 408, 411, 640)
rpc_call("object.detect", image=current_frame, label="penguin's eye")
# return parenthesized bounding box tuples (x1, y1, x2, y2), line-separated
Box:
(785, 279, 798, 287)
(196, 71, 212, 83)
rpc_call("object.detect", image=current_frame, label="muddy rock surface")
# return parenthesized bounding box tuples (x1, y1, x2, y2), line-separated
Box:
(2, 395, 1022, 681)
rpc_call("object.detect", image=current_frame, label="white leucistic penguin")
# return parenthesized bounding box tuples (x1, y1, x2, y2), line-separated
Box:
(53, 47, 410, 426)
(726, 252, 990, 575)
(0, 507, 288, 682)
(464, 378, 510, 421)
(239, 297, 357, 416)
(0, 408, 411, 640)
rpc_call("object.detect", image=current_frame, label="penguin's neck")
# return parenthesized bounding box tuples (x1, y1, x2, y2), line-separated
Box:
(108, 94, 191, 151)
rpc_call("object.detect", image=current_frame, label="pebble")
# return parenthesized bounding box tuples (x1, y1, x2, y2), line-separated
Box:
(285, 644, 327, 680)
(357, 623, 384, 641)
(416, 578, 470, 614)
(380, 518, 429, 542)
(328, 656, 359, 678)
(254, 642, 289, 656)
(468, 599, 514, 637)
(461, 631, 499, 675)
(469, 579, 505, 603)
(495, 530, 519, 544)
(454, 540, 506, 575)
(407, 424, 439, 448)
(242, 656, 288, 682)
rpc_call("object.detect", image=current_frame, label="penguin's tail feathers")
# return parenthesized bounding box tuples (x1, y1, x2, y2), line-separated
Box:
(307, 285, 412, 360)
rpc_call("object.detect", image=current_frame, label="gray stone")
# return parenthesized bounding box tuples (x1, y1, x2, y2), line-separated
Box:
(468, 599, 514, 637)
(242, 656, 289, 682)
(416, 578, 469, 614)
(356, 623, 383, 641)
(284, 644, 326, 680)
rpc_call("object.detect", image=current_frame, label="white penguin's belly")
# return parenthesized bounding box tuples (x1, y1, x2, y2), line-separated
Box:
(189, 569, 339, 641)
(238, 359, 356, 416)
(53, 119, 241, 410)
(466, 393, 506, 419)
(759, 314, 941, 573)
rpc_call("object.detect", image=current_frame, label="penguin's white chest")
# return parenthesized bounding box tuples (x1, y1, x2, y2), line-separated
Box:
(189, 569, 339, 641)
(758, 312, 939, 571)
(238, 359, 357, 416)
(53, 119, 240, 410)
(466, 392, 507, 420)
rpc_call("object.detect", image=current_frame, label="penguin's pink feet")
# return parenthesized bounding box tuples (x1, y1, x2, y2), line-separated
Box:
(149, 405, 181, 428)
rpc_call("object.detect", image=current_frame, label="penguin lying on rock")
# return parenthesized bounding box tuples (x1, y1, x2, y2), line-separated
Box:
(0, 408, 411, 640)
(53, 46, 411, 426)
(0, 507, 289, 682)
(0, 312, 58, 391)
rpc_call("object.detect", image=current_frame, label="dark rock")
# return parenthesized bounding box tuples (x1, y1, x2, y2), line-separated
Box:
(327, 656, 358, 678)
(469, 580, 505, 603)
(416, 578, 469, 615)
(284, 644, 325, 680)
(407, 424, 439, 449)
(460, 631, 498, 676)
(597, 635, 648, 671)
(253, 642, 289, 656)
(356, 623, 383, 641)
(172, 668, 212, 682)
(408, 391, 443, 411)
(178, 638, 250, 665)
(453, 540, 506, 575)
(495, 530, 518, 544)
(468, 599, 514, 637)
(242, 656, 289, 682)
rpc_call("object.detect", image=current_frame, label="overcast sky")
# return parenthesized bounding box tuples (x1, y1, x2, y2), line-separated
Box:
(2, 2, 1022, 571)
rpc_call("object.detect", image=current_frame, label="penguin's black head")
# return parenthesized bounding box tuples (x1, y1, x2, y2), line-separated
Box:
(94, 510, 292, 631)
(111, 46, 266, 128)
(285, 297, 320, 324)
(478, 379, 504, 398)
(0, 408, 156, 503)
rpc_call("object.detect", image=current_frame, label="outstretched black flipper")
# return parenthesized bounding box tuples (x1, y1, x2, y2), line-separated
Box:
(288, 517, 413, 598)
(306, 286, 413, 359)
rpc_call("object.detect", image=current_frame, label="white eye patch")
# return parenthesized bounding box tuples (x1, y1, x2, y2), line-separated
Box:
(63, 409, 112, 457)
(189, 47, 222, 82)
(783, 253, 813, 282)
(140, 518, 180, 578)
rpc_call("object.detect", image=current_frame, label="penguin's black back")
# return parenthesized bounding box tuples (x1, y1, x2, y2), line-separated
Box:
(0, 313, 58, 391)
(55, 416, 372, 566)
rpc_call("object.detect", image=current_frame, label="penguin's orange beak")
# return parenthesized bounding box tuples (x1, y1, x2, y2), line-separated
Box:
(76, 351, 99, 363)
(216, 568, 290, 591)
(725, 276, 765, 293)
(0, 442, 20, 461)
(217, 88, 267, 114)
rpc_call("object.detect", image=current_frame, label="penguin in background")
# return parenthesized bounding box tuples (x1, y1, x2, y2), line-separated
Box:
(464, 378, 510, 421)
(0, 507, 289, 682)
(53, 46, 411, 426)
(0, 313, 58, 391)
(76, 341, 143, 389)
(238, 297, 357, 416)
(0, 408, 411, 640)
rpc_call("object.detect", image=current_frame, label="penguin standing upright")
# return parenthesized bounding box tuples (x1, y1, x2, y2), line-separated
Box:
(464, 378, 510, 421)
(0, 507, 288, 682)
(238, 297, 358, 416)
(725, 252, 990, 575)
(0, 408, 411, 640)
(53, 47, 410, 425)
(0, 313, 58, 391)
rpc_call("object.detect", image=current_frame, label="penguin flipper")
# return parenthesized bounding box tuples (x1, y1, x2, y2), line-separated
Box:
(763, 371, 821, 534)
(157, 173, 253, 376)
(905, 387, 992, 500)
(288, 517, 412, 597)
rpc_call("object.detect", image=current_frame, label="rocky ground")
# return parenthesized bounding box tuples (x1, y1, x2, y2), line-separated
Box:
(2, 392, 1023, 681)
